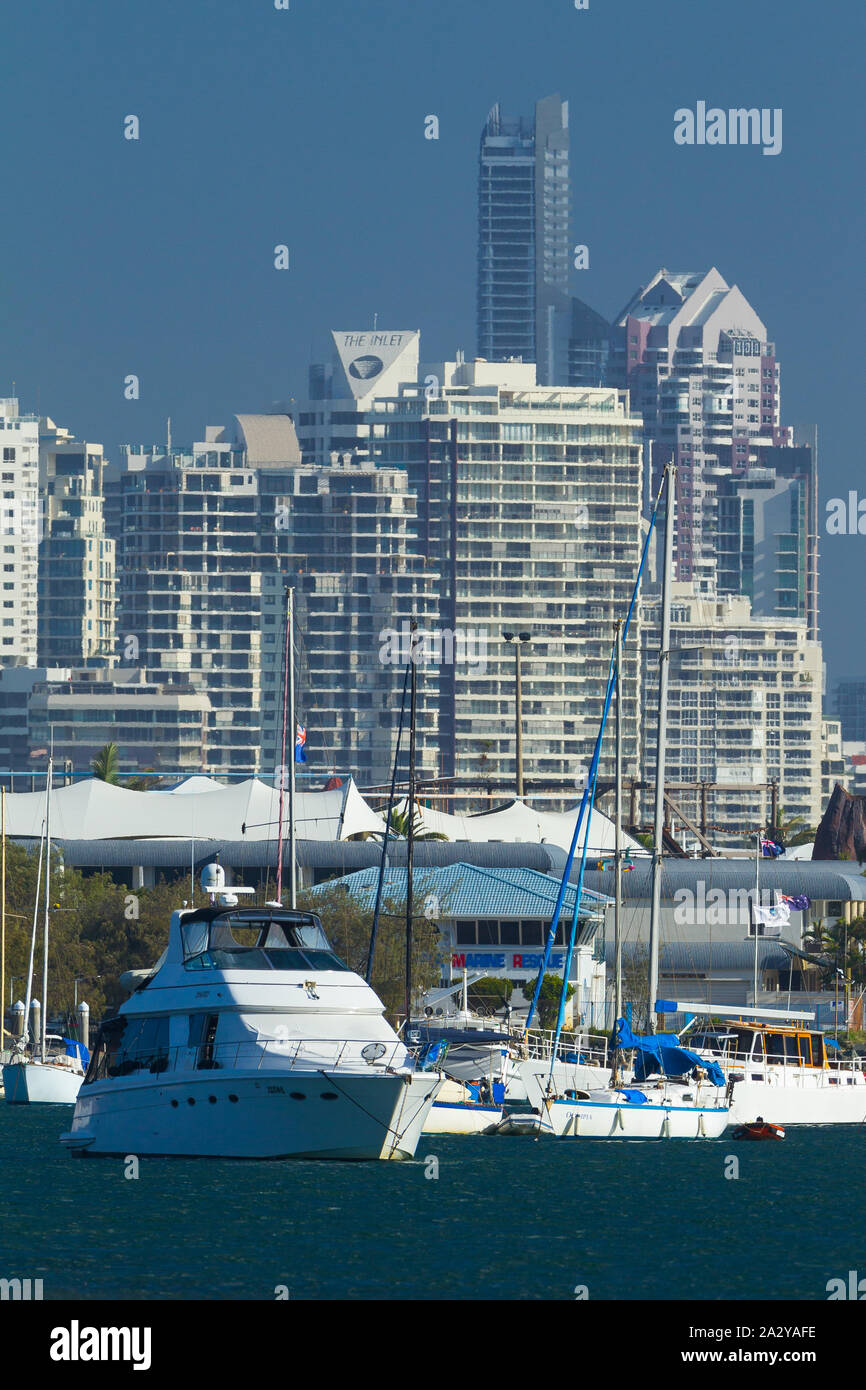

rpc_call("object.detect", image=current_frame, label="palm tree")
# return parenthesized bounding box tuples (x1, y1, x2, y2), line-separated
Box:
(772, 806, 814, 849)
(91, 742, 120, 784)
(375, 803, 447, 842)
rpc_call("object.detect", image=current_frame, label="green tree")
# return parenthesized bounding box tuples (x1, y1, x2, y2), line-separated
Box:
(91, 743, 120, 784)
(772, 807, 815, 849)
(466, 975, 514, 1016)
(296, 882, 445, 1024)
(531, 972, 575, 1031)
(379, 804, 448, 842)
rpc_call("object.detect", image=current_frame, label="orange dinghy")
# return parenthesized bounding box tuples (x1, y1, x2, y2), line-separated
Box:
(732, 1117, 785, 1141)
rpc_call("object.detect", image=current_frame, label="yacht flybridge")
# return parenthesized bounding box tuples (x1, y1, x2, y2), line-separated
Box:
(683, 1004, 866, 1126)
(61, 865, 441, 1160)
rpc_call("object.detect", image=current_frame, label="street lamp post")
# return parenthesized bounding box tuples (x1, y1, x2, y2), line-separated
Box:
(503, 630, 531, 799)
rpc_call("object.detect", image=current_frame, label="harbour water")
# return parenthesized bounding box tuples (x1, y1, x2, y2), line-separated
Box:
(1, 1106, 862, 1300)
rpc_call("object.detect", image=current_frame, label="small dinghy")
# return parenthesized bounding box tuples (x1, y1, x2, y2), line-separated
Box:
(732, 1117, 785, 1141)
(488, 1109, 551, 1137)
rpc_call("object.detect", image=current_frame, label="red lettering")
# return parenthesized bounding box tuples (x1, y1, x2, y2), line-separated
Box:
(513, 954, 522, 969)
(452, 953, 465, 969)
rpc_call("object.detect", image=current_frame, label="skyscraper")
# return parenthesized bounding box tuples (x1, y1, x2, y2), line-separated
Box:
(38, 418, 116, 665)
(609, 267, 782, 590)
(299, 335, 646, 798)
(0, 398, 39, 668)
(105, 415, 301, 775)
(477, 95, 571, 384)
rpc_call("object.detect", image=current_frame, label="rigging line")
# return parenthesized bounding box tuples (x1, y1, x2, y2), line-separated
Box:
(317, 1068, 428, 1149)
(548, 645, 617, 1080)
(524, 477, 665, 1034)
(365, 659, 412, 985)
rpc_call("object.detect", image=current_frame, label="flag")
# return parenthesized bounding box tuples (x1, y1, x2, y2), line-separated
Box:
(752, 895, 790, 936)
(294, 724, 307, 763)
(760, 837, 784, 858)
(782, 894, 810, 912)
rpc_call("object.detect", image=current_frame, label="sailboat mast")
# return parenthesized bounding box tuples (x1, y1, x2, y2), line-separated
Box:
(648, 465, 675, 1032)
(753, 830, 761, 1002)
(287, 585, 297, 911)
(614, 618, 623, 1025)
(41, 756, 53, 1062)
(405, 621, 418, 1028)
(276, 585, 291, 904)
(1, 788, 5, 1060)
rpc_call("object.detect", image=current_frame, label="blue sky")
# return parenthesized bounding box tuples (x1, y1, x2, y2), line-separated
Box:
(2, 0, 863, 682)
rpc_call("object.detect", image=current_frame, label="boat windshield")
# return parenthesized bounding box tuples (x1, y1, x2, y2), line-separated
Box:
(182, 910, 348, 972)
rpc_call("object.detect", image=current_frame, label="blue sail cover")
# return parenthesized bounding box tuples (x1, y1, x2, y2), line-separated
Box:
(613, 1019, 726, 1088)
(63, 1037, 90, 1067)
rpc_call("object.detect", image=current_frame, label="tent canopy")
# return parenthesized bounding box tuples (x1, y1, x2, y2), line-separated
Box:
(397, 796, 645, 855)
(2, 777, 385, 843)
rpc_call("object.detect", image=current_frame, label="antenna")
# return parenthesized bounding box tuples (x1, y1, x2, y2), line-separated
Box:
(373, 313, 378, 331)
(167, 417, 171, 452)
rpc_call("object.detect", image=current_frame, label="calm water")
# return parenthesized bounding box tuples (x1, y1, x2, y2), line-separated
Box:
(1, 1106, 862, 1300)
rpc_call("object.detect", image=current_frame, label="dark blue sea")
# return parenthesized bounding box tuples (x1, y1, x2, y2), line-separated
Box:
(1, 1106, 862, 1301)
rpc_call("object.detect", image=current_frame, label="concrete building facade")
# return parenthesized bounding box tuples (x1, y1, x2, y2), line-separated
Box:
(0, 399, 40, 667)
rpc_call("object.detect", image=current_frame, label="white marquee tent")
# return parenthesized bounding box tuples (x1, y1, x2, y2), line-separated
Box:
(397, 797, 645, 856)
(2, 777, 386, 843)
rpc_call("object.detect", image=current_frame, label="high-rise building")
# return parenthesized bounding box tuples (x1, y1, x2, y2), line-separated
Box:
(640, 586, 823, 842)
(715, 443, 814, 626)
(833, 679, 866, 744)
(299, 336, 646, 799)
(609, 268, 783, 590)
(0, 399, 39, 667)
(257, 454, 441, 783)
(567, 297, 610, 388)
(821, 718, 847, 805)
(27, 667, 211, 777)
(105, 415, 301, 776)
(38, 418, 116, 665)
(477, 96, 571, 384)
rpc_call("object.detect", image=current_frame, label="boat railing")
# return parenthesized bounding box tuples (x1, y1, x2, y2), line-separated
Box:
(698, 1041, 866, 1077)
(86, 1038, 411, 1083)
(520, 1028, 609, 1069)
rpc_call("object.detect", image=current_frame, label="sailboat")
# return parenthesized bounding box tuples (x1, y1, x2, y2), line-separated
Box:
(3, 757, 87, 1104)
(526, 465, 730, 1138)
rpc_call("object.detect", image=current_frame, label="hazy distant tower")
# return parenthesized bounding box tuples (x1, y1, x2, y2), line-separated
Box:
(477, 95, 571, 384)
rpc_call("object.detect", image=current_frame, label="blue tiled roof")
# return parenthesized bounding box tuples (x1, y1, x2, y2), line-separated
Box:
(309, 861, 608, 919)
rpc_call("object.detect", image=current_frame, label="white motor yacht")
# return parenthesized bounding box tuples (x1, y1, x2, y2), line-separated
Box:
(686, 1010, 866, 1126)
(61, 866, 441, 1160)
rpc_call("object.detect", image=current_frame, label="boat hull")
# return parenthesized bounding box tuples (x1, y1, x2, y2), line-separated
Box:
(726, 1077, 866, 1127)
(3, 1060, 82, 1105)
(422, 1100, 503, 1134)
(546, 1095, 729, 1139)
(60, 1069, 440, 1160)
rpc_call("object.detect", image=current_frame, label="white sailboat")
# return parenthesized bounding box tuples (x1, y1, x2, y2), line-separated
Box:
(530, 465, 730, 1139)
(3, 757, 86, 1105)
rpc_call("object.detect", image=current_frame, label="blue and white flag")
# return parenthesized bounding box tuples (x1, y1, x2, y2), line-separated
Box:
(760, 837, 784, 858)
(752, 895, 790, 936)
